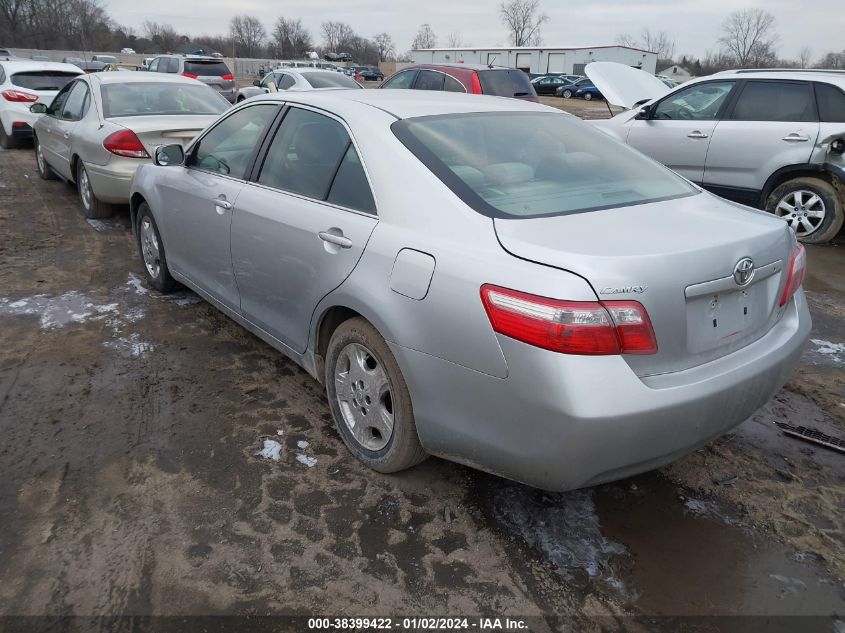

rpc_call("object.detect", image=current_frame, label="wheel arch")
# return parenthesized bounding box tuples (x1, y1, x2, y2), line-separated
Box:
(129, 192, 147, 237)
(760, 164, 842, 206)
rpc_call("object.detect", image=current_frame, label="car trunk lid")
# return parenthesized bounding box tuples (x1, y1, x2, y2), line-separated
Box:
(107, 115, 213, 153)
(493, 194, 794, 376)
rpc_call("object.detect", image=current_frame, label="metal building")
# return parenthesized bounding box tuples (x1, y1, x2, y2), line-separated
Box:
(410, 45, 658, 76)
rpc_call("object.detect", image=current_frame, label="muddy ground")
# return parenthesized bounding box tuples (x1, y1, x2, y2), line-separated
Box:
(0, 129, 843, 631)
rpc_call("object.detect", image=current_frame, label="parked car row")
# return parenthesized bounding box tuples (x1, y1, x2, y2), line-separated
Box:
(0, 55, 818, 490)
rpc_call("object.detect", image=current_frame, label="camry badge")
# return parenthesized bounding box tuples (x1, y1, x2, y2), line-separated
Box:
(600, 285, 648, 295)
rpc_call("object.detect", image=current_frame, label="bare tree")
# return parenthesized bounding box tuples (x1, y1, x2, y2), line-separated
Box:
(143, 20, 181, 52)
(797, 47, 812, 68)
(230, 14, 265, 58)
(446, 32, 463, 47)
(321, 20, 355, 52)
(499, 0, 548, 47)
(816, 50, 845, 69)
(411, 23, 436, 49)
(617, 29, 675, 64)
(719, 8, 778, 67)
(272, 17, 311, 59)
(373, 32, 395, 61)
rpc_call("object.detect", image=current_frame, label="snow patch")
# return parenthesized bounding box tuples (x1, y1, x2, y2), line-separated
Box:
(125, 272, 149, 295)
(104, 333, 154, 358)
(296, 453, 317, 467)
(256, 439, 283, 461)
(809, 339, 844, 365)
(0, 292, 119, 329)
(297, 440, 309, 449)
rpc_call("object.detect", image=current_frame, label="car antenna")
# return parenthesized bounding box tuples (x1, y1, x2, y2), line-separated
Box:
(488, 55, 497, 68)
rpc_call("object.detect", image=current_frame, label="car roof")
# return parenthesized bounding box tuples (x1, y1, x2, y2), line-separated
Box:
(0, 60, 83, 74)
(92, 72, 208, 85)
(409, 63, 516, 72)
(250, 88, 556, 120)
(712, 69, 845, 88)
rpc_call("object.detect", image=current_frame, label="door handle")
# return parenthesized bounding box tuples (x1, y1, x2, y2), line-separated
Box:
(318, 231, 352, 248)
(214, 198, 232, 210)
(687, 131, 708, 139)
(63, 132, 70, 139)
(782, 133, 810, 142)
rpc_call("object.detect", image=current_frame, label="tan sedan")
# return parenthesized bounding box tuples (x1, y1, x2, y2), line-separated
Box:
(30, 72, 230, 218)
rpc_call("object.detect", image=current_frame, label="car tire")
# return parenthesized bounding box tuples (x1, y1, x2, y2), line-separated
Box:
(0, 123, 19, 149)
(325, 317, 427, 474)
(34, 138, 56, 180)
(584, 92, 593, 101)
(561, 89, 573, 99)
(765, 177, 844, 244)
(76, 161, 113, 219)
(136, 202, 177, 293)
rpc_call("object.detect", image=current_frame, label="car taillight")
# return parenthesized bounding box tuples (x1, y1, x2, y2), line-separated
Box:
(2, 89, 38, 102)
(221, 73, 234, 81)
(779, 243, 806, 307)
(103, 130, 149, 158)
(470, 72, 483, 94)
(480, 285, 657, 355)
(182, 72, 198, 79)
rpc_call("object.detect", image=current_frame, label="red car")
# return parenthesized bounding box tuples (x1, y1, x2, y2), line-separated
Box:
(379, 63, 538, 102)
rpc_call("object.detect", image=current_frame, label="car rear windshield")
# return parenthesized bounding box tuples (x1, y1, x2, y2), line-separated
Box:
(301, 72, 362, 89)
(184, 60, 231, 77)
(11, 71, 79, 91)
(101, 82, 229, 118)
(477, 70, 535, 98)
(392, 112, 697, 218)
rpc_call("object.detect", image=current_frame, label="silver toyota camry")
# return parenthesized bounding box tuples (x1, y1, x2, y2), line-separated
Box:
(129, 90, 811, 491)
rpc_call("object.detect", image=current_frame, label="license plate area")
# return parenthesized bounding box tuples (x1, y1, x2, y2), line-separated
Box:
(686, 284, 769, 353)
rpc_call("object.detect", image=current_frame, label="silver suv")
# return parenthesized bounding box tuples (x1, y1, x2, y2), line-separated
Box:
(147, 55, 236, 103)
(593, 69, 845, 243)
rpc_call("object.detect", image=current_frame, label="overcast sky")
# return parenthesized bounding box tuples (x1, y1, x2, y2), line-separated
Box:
(106, 0, 844, 61)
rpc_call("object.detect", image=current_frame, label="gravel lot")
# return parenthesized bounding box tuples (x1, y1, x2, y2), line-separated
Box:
(0, 107, 843, 630)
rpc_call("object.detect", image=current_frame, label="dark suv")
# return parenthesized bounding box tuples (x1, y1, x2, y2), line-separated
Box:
(379, 64, 538, 101)
(356, 66, 384, 81)
(147, 55, 236, 103)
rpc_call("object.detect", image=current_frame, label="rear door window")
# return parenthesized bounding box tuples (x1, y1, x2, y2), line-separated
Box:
(444, 75, 466, 92)
(414, 70, 445, 91)
(730, 81, 816, 122)
(184, 60, 231, 77)
(477, 69, 535, 98)
(814, 82, 845, 123)
(381, 70, 417, 89)
(257, 107, 351, 201)
(11, 71, 79, 91)
(326, 145, 376, 213)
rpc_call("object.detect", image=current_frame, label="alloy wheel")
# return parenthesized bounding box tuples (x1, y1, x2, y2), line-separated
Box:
(774, 189, 826, 237)
(79, 166, 92, 211)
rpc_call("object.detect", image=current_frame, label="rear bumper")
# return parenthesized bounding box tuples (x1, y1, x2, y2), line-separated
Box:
(392, 290, 811, 491)
(86, 159, 147, 204)
(0, 107, 37, 138)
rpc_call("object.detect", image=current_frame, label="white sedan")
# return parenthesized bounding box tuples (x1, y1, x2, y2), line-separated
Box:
(30, 72, 230, 218)
(236, 68, 362, 102)
(0, 60, 82, 148)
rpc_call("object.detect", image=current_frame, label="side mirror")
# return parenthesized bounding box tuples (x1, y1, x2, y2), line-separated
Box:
(154, 144, 184, 167)
(252, 79, 260, 86)
(29, 103, 47, 114)
(634, 105, 652, 120)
